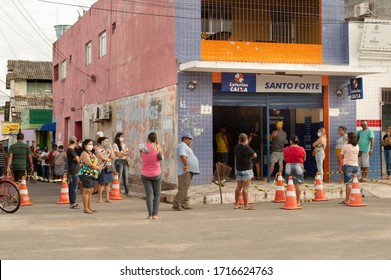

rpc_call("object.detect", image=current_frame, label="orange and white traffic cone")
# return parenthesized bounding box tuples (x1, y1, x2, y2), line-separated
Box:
(20, 176, 33, 206)
(238, 190, 253, 205)
(346, 174, 367, 207)
(109, 173, 123, 200)
(272, 172, 286, 203)
(313, 172, 329, 201)
(57, 174, 70, 204)
(281, 176, 302, 210)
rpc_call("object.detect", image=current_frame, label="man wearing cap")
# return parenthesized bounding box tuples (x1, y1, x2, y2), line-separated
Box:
(268, 121, 287, 179)
(6, 132, 34, 185)
(173, 132, 200, 211)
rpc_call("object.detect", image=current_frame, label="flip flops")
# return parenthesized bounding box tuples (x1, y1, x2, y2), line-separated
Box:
(243, 206, 256, 210)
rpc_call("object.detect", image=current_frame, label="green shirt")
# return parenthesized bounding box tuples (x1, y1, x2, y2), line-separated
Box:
(357, 129, 374, 152)
(9, 142, 31, 171)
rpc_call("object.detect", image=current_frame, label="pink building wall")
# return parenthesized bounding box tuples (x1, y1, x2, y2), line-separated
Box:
(52, 0, 177, 140)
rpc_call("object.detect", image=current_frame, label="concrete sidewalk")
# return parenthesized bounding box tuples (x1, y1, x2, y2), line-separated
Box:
(128, 177, 391, 205)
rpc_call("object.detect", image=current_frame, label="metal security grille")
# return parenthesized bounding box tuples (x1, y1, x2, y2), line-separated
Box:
(201, 0, 320, 44)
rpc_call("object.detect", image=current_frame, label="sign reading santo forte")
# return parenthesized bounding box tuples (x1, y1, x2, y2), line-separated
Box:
(256, 75, 322, 93)
(222, 73, 322, 93)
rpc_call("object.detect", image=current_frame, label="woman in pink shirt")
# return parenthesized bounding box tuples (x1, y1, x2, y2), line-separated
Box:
(340, 132, 360, 204)
(140, 132, 163, 220)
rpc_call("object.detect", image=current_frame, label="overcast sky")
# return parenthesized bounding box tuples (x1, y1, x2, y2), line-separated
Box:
(0, 0, 97, 106)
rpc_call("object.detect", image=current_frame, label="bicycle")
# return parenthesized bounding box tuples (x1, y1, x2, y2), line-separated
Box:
(0, 176, 20, 213)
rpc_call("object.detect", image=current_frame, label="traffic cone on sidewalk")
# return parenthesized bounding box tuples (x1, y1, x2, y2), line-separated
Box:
(57, 174, 70, 204)
(281, 176, 302, 210)
(346, 174, 367, 207)
(20, 176, 33, 206)
(109, 173, 123, 200)
(313, 172, 329, 201)
(272, 172, 286, 203)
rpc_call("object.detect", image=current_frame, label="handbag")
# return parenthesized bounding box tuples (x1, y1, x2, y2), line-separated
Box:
(157, 152, 163, 161)
(105, 164, 115, 173)
(125, 157, 131, 167)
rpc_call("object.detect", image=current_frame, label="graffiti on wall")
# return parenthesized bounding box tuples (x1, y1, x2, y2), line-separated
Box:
(115, 86, 177, 185)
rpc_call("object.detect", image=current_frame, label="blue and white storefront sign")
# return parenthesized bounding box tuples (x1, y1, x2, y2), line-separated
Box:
(222, 73, 256, 93)
(256, 75, 322, 93)
(349, 78, 364, 100)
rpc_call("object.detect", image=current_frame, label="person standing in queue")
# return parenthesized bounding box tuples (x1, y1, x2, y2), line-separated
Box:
(140, 132, 163, 219)
(382, 125, 391, 179)
(172, 132, 200, 211)
(78, 139, 101, 214)
(268, 121, 287, 180)
(249, 130, 262, 180)
(339, 132, 360, 204)
(113, 132, 131, 197)
(6, 132, 34, 186)
(67, 136, 80, 209)
(335, 126, 348, 183)
(357, 120, 374, 182)
(234, 133, 257, 210)
(283, 135, 306, 206)
(312, 128, 327, 180)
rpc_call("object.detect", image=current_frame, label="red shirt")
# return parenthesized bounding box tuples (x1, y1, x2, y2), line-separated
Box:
(283, 145, 306, 164)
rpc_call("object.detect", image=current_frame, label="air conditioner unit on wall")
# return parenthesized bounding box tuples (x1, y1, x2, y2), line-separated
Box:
(91, 105, 99, 120)
(99, 104, 111, 120)
(354, 2, 370, 17)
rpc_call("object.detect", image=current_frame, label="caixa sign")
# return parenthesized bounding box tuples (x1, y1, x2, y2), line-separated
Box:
(222, 73, 256, 93)
(349, 78, 364, 100)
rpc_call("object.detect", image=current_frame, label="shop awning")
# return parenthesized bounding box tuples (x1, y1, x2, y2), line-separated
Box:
(38, 122, 56, 131)
(179, 61, 387, 76)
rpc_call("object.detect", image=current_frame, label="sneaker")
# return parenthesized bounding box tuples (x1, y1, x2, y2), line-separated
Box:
(172, 206, 183, 211)
(181, 205, 192, 210)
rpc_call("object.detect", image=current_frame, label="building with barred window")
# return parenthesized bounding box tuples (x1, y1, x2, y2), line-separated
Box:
(52, 0, 386, 187)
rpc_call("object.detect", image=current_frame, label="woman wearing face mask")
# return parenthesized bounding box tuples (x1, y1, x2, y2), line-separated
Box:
(96, 137, 115, 203)
(53, 145, 66, 180)
(113, 132, 131, 197)
(78, 139, 101, 214)
(312, 128, 327, 180)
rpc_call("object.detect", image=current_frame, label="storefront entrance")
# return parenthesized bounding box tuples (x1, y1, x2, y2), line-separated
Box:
(213, 94, 324, 180)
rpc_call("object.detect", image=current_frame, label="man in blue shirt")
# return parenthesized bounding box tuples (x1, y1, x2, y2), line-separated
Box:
(357, 120, 374, 182)
(173, 132, 200, 211)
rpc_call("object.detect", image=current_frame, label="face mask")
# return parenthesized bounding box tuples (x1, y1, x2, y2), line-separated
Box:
(120, 137, 124, 142)
(86, 145, 93, 151)
(78, 143, 82, 147)
(104, 142, 109, 148)
(58, 149, 63, 152)
(317, 132, 321, 137)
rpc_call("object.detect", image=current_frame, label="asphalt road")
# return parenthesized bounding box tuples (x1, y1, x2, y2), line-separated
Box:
(1, 181, 391, 260)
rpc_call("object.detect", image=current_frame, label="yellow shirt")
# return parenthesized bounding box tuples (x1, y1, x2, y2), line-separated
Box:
(216, 132, 228, 153)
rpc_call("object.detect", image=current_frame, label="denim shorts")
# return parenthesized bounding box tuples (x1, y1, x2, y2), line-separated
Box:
(343, 165, 359, 183)
(79, 174, 96, 189)
(284, 163, 304, 184)
(235, 169, 254, 180)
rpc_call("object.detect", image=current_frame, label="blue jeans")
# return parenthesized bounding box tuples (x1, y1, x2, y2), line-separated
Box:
(42, 165, 49, 180)
(141, 174, 162, 216)
(68, 174, 79, 205)
(385, 150, 391, 176)
(343, 165, 359, 183)
(315, 150, 325, 180)
(115, 159, 129, 194)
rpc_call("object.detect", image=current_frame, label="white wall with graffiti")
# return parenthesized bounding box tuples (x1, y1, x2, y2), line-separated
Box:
(114, 86, 178, 187)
